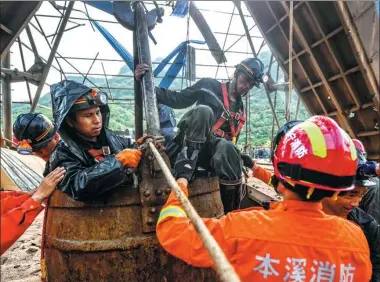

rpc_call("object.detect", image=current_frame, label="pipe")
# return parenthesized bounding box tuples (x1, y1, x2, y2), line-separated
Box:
(1, 68, 42, 82)
(189, 2, 227, 64)
(133, 27, 143, 139)
(295, 97, 301, 120)
(1, 53, 12, 141)
(17, 38, 33, 105)
(31, 1, 74, 112)
(25, 25, 40, 62)
(147, 142, 240, 282)
(234, 1, 257, 57)
(287, 1, 294, 121)
(270, 63, 280, 150)
(336, 1, 379, 111)
(134, 2, 160, 135)
(238, 3, 280, 129)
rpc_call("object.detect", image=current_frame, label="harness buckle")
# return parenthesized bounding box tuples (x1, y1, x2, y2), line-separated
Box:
(217, 129, 225, 138)
(221, 111, 230, 120)
(102, 146, 111, 156)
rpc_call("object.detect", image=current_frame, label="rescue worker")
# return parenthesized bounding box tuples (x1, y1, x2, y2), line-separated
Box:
(1, 113, 65, 255)
(13, 113, 61, 168)
(47, 80, 142, 201)
(352, 139, 380, 227)
(243, 121, 380, 281)
(156, 115, 372, 281)
(353, 139, 380, 176)
(2, 113, 66, 254)
(322, 151, 380, 282)
(135, 58, 266, 213)
(1, 168, 65, 255)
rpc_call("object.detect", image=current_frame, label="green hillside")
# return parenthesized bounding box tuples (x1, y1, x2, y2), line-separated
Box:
(1, 50, 309, 146)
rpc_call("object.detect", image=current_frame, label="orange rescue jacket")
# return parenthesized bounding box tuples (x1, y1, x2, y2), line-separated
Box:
(156, 183, 372, 281)
(1, 191, 44, 255)
(252, 165, 272, 185)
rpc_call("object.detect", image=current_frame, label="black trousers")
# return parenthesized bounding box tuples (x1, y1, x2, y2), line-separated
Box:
(167, 105, 243, 213)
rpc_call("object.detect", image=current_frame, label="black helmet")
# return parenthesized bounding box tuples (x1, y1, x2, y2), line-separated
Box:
(236, 58, 265, 87)
(13, 113, 56, 155)
(69, 89, 108, 114)
(355, 149, 376, 187)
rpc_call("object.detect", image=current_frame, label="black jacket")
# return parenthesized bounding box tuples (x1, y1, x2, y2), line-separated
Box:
(156, 78, 244, 133)
(348, 208, 380, 282)
(47, 80, 132, 201)
(360, 177, 380, 224)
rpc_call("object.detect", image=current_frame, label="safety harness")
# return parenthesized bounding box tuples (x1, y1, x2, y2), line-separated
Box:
(212, 83, 246, 143)
(87, 146, 111, 162)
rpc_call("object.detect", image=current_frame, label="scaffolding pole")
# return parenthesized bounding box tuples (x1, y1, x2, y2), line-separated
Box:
(270, 63, 280, 150)
(25, 26, 40, 61)
(31, 2, 74, 112)
(237, 3, 280, 130)
(17, 37, 33, 105)
(287, 1, 294, 121)
(234, 1, 257, 57)
(2, 53, 12, 141)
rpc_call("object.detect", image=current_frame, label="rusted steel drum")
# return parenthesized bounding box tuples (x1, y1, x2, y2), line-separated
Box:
(42, 155, 223, 281)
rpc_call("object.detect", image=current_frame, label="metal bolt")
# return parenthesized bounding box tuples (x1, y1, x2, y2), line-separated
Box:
(144, 190, 151, 197)
(147, 218, 155, 225)
(155, 189, 163, 196)
(150, 207, 157, 214)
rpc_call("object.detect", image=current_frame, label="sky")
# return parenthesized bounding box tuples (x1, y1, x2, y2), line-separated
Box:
(6, 1, 270, 103)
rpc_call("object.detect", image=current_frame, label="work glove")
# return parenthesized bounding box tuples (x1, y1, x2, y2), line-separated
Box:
(174, 147, 198, 181)
(241, 154, 255, 169)
(116, 149, 142, 168)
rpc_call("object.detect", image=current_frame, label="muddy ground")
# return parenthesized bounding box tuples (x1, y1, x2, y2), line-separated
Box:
(1, 212, 43, 282)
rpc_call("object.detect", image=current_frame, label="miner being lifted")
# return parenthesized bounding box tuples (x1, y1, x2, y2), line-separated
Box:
(135, 58, 266, 213)
(47, 80, 142, 201)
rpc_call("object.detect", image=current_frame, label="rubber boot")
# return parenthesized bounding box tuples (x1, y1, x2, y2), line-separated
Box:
(219, 179, 242, 214)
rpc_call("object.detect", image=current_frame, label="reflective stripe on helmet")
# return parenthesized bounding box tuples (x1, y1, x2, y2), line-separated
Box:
(74, 97, 87, 104)
(240, 62, 255, 75)
(35, 121, 53, 142)
(298, 121, 327, 158)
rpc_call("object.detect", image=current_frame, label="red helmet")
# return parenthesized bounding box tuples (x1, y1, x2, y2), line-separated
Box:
(273, 116, 357, 192)
(352, 139, 366, 154)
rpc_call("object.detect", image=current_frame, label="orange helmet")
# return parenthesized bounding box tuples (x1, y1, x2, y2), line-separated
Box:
(273, 116, 357, 192)
(352, 139, 366, 154)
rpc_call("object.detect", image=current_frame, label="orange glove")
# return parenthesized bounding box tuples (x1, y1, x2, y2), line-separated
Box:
(115, 149, 142, 168)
